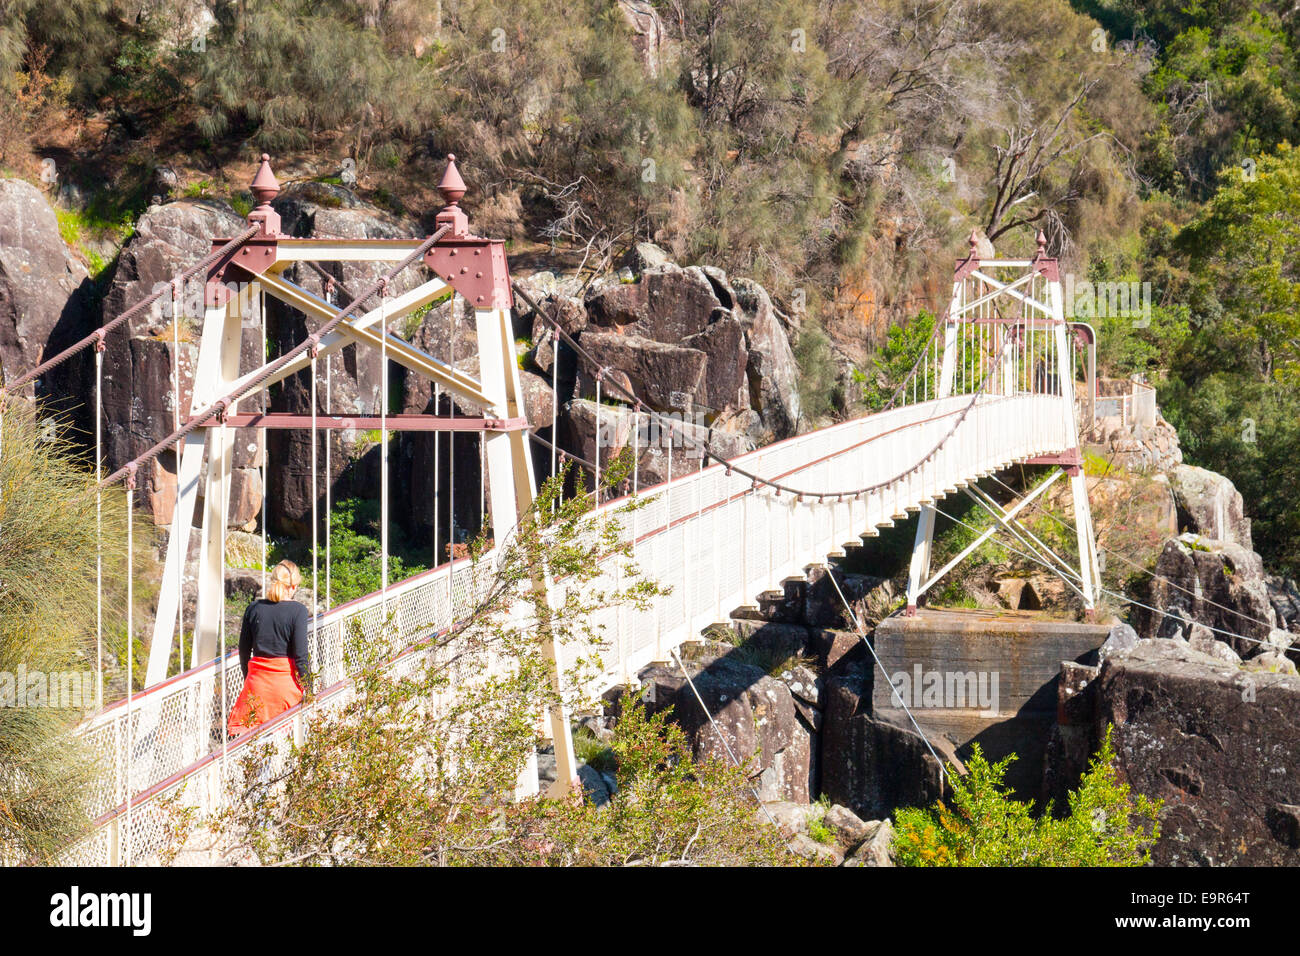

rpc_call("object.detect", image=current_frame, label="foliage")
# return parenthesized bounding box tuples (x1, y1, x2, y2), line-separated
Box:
(0, 402, 136, 861)
(894, 727, 1161, 865)
(859, 310, 938, 412)
(191, 463, 789, 866)
(1151, 144, 1300, 575)
(792, 319, 840, 426)
(311, 497, 429, 605)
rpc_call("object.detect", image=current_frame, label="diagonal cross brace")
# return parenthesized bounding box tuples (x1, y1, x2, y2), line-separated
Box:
(918, 469, 1064, 596)
(243, 271, 494, 409)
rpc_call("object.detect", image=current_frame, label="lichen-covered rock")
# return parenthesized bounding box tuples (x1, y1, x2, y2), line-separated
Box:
(1099, 622, 1140, 663)
(1142, 534, 1275, 655)
(0, 179, 96, 440)
(822, 803, 872, 848)
(1186, 623, 1242, 665)
(636, 646, 812, 803)
(1092, 640, 1300, 865)
(575, 330, 707, 412)
(734, 277, 800, 438)
(1267, 576, 1300, 633)
(584, 263, 725, 340)
(844, 819, 895, 867)
(1169, 464, 1252, 551)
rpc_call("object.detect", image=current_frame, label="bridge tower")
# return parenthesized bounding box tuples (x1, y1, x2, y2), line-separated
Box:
(905, 232, 1102, 617)
(142, 155, 578, 796)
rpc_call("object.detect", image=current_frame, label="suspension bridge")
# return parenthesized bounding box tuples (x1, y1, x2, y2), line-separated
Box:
(4, 156, 1118, 865)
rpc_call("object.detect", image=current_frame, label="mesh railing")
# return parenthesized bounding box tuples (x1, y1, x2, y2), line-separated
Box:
(70, 390, 1068, 864)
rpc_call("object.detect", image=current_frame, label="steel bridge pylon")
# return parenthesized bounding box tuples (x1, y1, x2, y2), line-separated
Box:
(143, 154, 579, 797)
(904, 232, 1103, 617)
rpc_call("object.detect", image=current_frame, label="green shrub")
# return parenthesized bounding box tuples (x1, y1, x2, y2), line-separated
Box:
(313, 497, 430, 605)
(894, 727, 1161, 866)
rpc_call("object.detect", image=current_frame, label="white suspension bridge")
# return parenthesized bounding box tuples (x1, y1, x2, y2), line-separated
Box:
(5, 155, 1153, 866)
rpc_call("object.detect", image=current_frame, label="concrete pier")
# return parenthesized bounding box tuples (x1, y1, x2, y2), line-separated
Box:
(873, 608, 1109, 799)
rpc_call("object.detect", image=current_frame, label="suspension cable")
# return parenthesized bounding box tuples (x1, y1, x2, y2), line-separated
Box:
(172, 283, 184, 676)
(324, 284, 333, 610)
(260, 288, 269, 599)
(380, 283, 390, 604)
(512, 281, 1005, 503)
(311, 349, 319, 617)
(94, 343, 104, 710)
(124, 467, 135, 866)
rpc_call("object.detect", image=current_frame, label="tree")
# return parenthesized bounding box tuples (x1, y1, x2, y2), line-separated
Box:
(189, 462, 795, 866)
(1149, 144, 1300, 575)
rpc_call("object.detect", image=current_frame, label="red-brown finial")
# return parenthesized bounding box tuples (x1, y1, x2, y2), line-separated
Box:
(248, 154, 281, 236)
(250, 154, 279, 205)
(1035, 229, 1047, 256)
(969, 229, 980, 255)
(438, 154, 467, 207)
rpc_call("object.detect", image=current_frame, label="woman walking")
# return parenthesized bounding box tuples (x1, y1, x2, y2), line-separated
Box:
(227, 560, 312, 737)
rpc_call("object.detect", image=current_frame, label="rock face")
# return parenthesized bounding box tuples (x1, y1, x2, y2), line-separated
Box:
(1141, 534, 1276, 655)
(819, 657, 952, 818)
(0, 179, 96, 429)
(574, 261, 800, 442)
(100, 199, 269, 528)
(635, 641, 813, 803)
(1168, 464, 1252, 550)
(1062, 639, 1300, 865)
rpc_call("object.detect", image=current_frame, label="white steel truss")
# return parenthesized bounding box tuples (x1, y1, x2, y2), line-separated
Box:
(905, 239, 1102, 615)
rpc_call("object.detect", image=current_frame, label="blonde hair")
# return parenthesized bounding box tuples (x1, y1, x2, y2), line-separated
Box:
(266, 560, 302, 603)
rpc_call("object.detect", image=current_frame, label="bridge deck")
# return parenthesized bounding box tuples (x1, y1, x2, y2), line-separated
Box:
(69, 390, 1072, 864)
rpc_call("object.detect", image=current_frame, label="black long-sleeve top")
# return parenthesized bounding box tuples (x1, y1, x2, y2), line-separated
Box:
(238, 598, 311, 687)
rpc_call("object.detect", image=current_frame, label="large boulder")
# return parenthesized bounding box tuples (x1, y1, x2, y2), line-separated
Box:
(636, 642, 812, 803)
(0, 179, 96, 428)
(1169, 464, 1252, 551)
(1142, 534, 1275, 656)
(1090, 640, 1300, 865)
(584, 263, 725, 341)
(575, 330, 707, 412)
(579, 266, 752, 420)
(559, 398, 754, 488)
(100, 198, 263, 527)
(681, 314, 749, 415)
(734, 277, 800, 438)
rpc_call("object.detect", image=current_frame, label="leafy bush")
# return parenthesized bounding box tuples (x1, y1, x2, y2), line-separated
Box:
(312, 497, 429, 605)
(894, 727, 1161, 866)
(193, 463, 793, 866)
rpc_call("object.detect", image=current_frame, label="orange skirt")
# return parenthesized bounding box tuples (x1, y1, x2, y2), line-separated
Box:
(227, 656, 303, 737)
